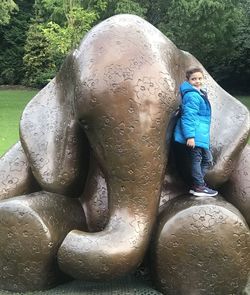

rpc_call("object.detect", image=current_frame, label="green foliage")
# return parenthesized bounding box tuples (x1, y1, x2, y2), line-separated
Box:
(114, 0, 147, 17)
(23, 23, 57, 87)
(217, 0, 250, 92)
(147, 0, 250, 93)
(0, 0, 34, 85)
(23, 0, 103, 87)
(159, 0, 243, 64)
(0, 0, 18, 25)
(42, 8, 97, 54)
(97, 0, 147, 20)
(144, 0, 171, 26)
(0, 0, 249, 93)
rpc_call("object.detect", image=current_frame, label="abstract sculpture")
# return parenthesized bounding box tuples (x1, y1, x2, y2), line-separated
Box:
(0, 14, 249, 294)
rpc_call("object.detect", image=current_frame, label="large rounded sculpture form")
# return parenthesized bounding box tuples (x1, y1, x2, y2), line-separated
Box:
(0, 14, 249, 294)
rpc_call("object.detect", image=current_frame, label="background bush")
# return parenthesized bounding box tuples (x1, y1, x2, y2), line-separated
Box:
(0, 0, 250, 93)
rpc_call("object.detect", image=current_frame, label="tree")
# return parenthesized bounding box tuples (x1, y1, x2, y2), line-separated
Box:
(42, 6, 98, 53)
(0, 0, 34, 85)
(114, 0, 147, 16)
(23, 23, 57, 87)
(217, 0, 250, 93)
(158, 0, 242, 64)
(23, 0, 107, 87)
(144, 0, 171, 26)
(0, 0, 18, 25)
(0, 0, 249, 92)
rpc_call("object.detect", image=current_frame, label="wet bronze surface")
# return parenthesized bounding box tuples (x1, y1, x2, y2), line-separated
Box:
(20, 74, 89, 197)
(221, 145, 250, 225)
(152, 195, 250, 295)
(58, 14, 176, 280)
(0, 141, 38, 200)
(0, 14, 249, 294)
(0, 191, 86, 291)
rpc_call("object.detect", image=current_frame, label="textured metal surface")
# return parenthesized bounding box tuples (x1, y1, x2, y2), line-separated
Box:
(57, 14, 177, 281)
(80, 152, 109, 232)
(152, 195, 250, 295)
(0, 141, 38, 200)
(221, 145, 250, 226)
(0, 192, 86, 292)
(20, 75, 89, 197)
(0, 13, 249, 295)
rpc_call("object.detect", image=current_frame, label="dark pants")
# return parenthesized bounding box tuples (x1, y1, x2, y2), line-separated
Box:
(173, 142, 213, 187)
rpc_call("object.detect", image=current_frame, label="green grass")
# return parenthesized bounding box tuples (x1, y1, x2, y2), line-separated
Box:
(235, 96, 250, 109)
(0, 90, 249, 157)
(0, 89, 38, 156)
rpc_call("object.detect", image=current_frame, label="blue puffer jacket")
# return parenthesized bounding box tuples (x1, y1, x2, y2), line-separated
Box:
(174, 81, 211, 149)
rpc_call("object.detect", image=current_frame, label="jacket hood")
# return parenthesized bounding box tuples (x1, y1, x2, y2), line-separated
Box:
(179, 81, 199, 97)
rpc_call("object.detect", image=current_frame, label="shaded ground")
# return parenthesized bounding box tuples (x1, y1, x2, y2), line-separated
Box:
(0, 275, 249, 294)
(0, 275, 163, 295)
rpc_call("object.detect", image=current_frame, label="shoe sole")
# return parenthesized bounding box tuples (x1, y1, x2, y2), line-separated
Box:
(190, 191, 218, 197)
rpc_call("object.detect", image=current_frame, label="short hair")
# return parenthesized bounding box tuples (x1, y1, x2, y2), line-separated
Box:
(186, 66, 204, 80)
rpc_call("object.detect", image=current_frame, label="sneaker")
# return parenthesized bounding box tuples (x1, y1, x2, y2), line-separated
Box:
(189, 186, 218, 197)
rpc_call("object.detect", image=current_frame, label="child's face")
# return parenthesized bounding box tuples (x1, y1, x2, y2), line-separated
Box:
(188, 71, 204, 89)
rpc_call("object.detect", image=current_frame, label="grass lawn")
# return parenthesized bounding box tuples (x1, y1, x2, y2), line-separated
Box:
(0, 89, 38, 156)
(0, 89, 249, 157)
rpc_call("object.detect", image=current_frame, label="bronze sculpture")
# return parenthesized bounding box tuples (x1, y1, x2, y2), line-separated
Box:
(0, 14, 249, 294)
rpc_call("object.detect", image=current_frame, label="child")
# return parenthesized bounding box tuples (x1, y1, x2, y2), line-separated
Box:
(173, 66, 218, 197)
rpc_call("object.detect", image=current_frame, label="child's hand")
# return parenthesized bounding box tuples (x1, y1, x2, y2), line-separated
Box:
(186, 138, 195, 148)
